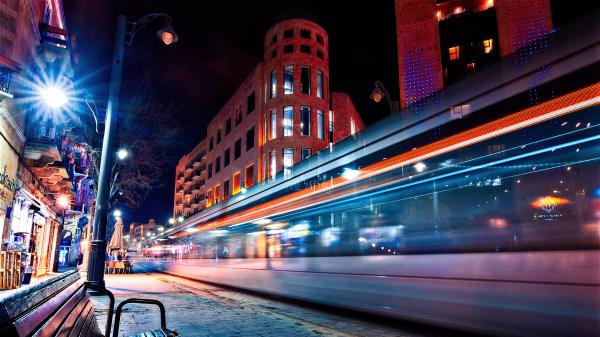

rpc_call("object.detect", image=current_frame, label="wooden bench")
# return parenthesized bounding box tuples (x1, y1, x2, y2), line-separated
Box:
(0, 270, 178, 337)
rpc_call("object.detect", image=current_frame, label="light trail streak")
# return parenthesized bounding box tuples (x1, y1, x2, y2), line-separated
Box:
(166, 83, 600, 239)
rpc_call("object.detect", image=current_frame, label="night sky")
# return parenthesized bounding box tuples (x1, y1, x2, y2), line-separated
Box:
(62, 1, 399, 225)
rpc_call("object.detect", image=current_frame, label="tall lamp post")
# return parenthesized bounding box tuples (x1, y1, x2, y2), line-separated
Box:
(87, 13, 178, 287)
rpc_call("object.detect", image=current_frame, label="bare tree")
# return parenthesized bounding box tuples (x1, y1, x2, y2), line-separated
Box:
(109, 76, 180, 209)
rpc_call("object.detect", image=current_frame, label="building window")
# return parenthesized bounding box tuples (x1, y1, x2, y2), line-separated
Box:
(232, 172, 241, 195)
(284, 65, 293, 95)
(271, 49, 277, 59)
(317, 109, 324, 140)
(246, 127, 255, 151)
(224, 148, 230, 167)
(270, 109, 277, 140)
(300, 45, 311, 54)
(316, 34, 323, 45)
(300, 66, 310, 95)
(217, 129, 222, 143)
(247, 92, 255, 114)
(350, 119, 357, 135)
(316, 70, 324, 98)
(223, 180, 230, 199)
(301, 106, 310, 136)
(329, 110, 334, 141)
(226, 118, 232, 134)
(214, 185, 220, 204)
(209, 137, 214, 151)
(269, 151, 276, 180)
(483, 39, 493, 54)
(449, 46, 460, 60)
(215, 156, 221, 173)
(300, 29, 311, 39)
(271, 34, 277, 45)
(269, 69, 277, 99)
(208, 163, 213, 178)
(316, 49, 324, 59)
(234, 138, 241, 159)
(284, 29, 293, 38)
(283, 148, 293, 179)
(206, 190, 212, 207)
(301, 148, 311, 160)
(283, 106, 293, 136)
(236, 106, 243, 125)
(245, 164, 255, 188)
(284, 44, 293, 54)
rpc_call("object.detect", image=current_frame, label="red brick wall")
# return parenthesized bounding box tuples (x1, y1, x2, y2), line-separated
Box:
(331, 92, 365, 142)
(495, 0, 553, 57)
(395, 0, 444, 108)
(204, 64, 263, 205)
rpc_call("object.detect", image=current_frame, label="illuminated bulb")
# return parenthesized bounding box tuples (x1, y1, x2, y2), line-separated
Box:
(40, 86, 68, 108)
(113, 209, 122, 218)
(117, 149, 129, 160)
(57, 195, 70, 209)
(161, 31, 174, 45)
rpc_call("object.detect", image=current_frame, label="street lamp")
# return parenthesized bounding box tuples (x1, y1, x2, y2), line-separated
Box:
(40, 86, 69, 109)
(113, 209, 122, 218)
(370, 80, 398, 114)
(116, 148, 129, 160)
(177, 216, 184, 223)
(168, 218, 175, 225)
(87, 12, 178, 288)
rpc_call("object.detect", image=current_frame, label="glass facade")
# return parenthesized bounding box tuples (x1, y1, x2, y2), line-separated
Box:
(301, 106, 310, 136)
(270, 110, 277, 140)
(270, 69, 276, 98)
(317, 110, 324, 139)
(316, 70, 323, 98)
(283, 148, 293, 179)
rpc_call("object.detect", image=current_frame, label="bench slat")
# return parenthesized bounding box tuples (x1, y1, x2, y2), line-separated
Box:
(68, 302, 93, 337)
(31, 283, 87, 337)
(53, 288, 90, 337)
(79, 304, 101, 337)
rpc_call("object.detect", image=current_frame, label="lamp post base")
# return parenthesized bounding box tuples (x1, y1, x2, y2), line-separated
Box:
(86, 239, 106, 288)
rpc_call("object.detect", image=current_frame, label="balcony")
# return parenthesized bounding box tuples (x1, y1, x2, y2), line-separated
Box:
(38, 23, 75, 68)
(0, 55, 18, 99)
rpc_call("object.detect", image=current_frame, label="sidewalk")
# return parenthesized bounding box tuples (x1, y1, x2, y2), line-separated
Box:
(92, 270, 434, 337)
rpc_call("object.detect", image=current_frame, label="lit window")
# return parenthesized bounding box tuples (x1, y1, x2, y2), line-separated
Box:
(270, 109, 277, 140)
(300, 66, 310, 94)
(316, 70, 324, 98)
(317, 110, 324, 140)
(301, 148, 311, 160)
(214, 185, 220, 204)
(350, 119, 356, 135)
(283, 106, 293, 136)
(483, 39, 493, 54)
(467, 62, 475, 71)
(270, 151, 277, 180)
(245, 164, 255, 188)
(301, 106, 310, 136)
(449, 46, 460, 60)
(206, 190, 212, 207)
(283, 148, 293, 179)
(232, 172, 241, 195)
(269, 69, 276, 98)
(284, 65, 293, 95)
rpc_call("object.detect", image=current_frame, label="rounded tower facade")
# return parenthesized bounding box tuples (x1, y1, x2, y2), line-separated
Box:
(261, 18, 331, 179)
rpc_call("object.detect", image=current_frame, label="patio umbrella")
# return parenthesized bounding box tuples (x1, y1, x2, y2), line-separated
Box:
(107, 217, 125, 259)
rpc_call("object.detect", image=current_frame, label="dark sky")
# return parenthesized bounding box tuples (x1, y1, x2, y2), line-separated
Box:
(62, 1, 399, 225)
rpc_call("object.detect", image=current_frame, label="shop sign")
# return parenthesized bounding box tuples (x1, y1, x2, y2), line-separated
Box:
(0, 164, 19, 201)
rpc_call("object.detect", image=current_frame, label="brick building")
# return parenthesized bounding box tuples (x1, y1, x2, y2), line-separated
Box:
(174, 16, 364, 219)
(394, 0, 553, 108)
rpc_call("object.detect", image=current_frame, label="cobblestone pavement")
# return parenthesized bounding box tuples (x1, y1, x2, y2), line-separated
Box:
(91, 269, 474, 337)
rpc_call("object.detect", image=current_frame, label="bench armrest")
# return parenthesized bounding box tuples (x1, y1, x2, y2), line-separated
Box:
(84, 282, 115, 337)
(113, 298, 167, 337)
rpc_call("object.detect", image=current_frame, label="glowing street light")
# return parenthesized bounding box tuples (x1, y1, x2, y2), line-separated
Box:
(157, 23, 179, 45)
(40, 86, 68, 109)
(113, 209, 122, 218)
(57, 195, 70, 209)
(168, 218, 175, 225)
(178, 216, 184, 223)
(116, 148, 129, 160)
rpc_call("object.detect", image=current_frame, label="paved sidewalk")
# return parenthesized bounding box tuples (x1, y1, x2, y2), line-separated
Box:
(91, 270, 468, 337)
